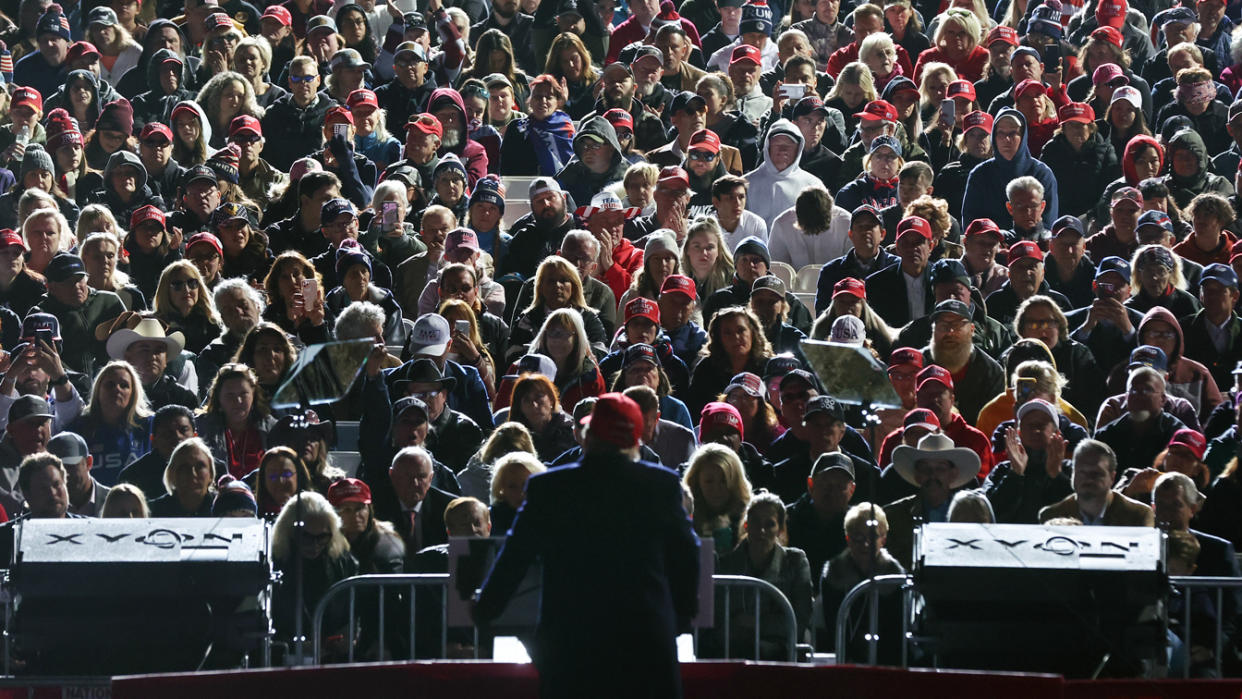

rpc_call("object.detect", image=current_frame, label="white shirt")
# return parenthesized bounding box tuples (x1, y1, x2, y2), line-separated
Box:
(766, 204, 852, 270)
(904, 271, 927, 321)
(706, 37, 780, 73)
(720, 210, 770, 251)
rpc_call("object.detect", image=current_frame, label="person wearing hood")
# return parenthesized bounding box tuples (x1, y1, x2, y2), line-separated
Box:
(499, 73, 576, 176)
(744, 118, 820, 223)
(962, 108, 1059, 230)
(130, 49, 196, 133)
(81, 98, 135, 172)
(1093, 135, 1164, 230)
(1040, 102, 1120, 218)
(788, 95, 845, 186)
(43, 69, 102, 134)
(1155, 66, 1231, 156)
(427, 87, 488, 188)
(555, 116, 629, 211)
(260, 55, 337, 171)
(836, 135, 903, 212)
(0, 145, 80, 231)
(1128, 307, 1223, 417)
(116, 19, 203, 99)
(1160, 128, 1235, 211)
(83, 149, 165, 228)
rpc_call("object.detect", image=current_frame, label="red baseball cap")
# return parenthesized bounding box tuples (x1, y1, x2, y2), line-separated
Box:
(964, 218, 1003, 241)
(186, 232, 223, 257)
(1096, 0, 1127, 28)
(903, 407, 941, 431)
(346, 89, 379, 112)
(1111, 186, 1142, 209)
(581, 393, 644, 448)
(660, 274, 697, 300)
(602, 107, 633, 132)
(729, 44, 761, 66)
(657, 165, 690, 190)
(140, 122, 173, 143)
(946, 80, 975, 101)
(130, 205, 166, 230)
(688, 129, 721, 155)
(896, 216, 933, 241)
(1168, 428, 1207, 461)
(832, 277, 866, 300)
(65, 41, 100, 64)
(625, 297, 660, 325)
(917, 364, 954, 392)
(1092, 62, 1127, 86)
(1014, 79, 1046, 100)
(261, 4, 292, 25)
(0, 230, 27, 251)
(1091, 26, 1124, 48)
(327, 477, 372, 506)
(11, 86, 42, 114)
(962, 110, 993, 135)
(406, 114, 443, 138)
(1058, 102, 1095, 124)
(1007, 241, 1045, 265)
(325, 106, 354, 125)
(855, 99, 898, 122)
(228, 114, 262, 139)
(984, 25, 1019, 47)
(699, 401, 744, 441)
(889, 347, 924, 370)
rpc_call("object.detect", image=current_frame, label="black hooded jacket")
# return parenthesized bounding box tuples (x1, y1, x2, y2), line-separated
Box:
(554, 117, 628, 209)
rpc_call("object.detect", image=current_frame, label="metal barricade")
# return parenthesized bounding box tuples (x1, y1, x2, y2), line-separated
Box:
(311, 573, 453, 664)
(310, 573, 803, 664)
(698, 575, 801, 663)
(1168, 575, 1242, 678)
(832, 574, 912, 667)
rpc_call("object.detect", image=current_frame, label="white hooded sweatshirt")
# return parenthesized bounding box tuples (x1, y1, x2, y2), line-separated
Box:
(742, 119, 822, 222)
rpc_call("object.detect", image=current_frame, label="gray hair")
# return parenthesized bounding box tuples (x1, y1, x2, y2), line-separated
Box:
(392, 445, 433, 472)
(1127, 365, 1167, 392)
(371, 180, 408, 217)
(214, 277, 266, 314)
(562, 229, 601, 257)
(948, 490, 995, 523)
(1154, 471, 1205, 509)
(1073, 438, 1118, 474)
(1006, 176, 1044, 201)
(334, 301, 387, 341)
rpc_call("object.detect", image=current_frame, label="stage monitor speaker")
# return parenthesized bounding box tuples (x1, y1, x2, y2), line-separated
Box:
(8, 518, 272, 676)
(913, 523, 1167, 678)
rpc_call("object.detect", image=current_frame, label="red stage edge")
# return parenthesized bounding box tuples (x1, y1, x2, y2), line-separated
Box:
(69, 661, 1242, 699)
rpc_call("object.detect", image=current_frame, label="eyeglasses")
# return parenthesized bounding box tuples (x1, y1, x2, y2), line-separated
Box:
(188, 252, 220, 263)
(1022, 318, 1058, 330)
(169, 278, 200, 292)
(410, 390, 441, 401)
(1145, 329, 1178, 340)
(615, 129, 633, 140)
(268, 469, 296, 481)
(688, 150, 717, 162)
(581, 140, 606, 152)
(289, 74, 318, 83)
(142, 139, 172, 148)
(1011, 202, 1043, 212)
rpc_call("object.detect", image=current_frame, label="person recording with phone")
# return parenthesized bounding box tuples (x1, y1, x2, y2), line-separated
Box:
(261, 251, 333, 346)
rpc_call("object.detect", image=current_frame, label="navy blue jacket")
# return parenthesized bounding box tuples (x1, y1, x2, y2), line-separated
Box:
(476, 454, 700, 698)
(962, 109, 1060, 230)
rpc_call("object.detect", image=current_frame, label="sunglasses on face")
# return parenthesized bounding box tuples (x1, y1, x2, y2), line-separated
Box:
(289, 74, 318, 83)
(688, 150, 717, 162)
(169, 278, 201, 292)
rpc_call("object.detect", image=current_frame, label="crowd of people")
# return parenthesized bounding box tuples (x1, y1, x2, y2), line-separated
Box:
(0, 0, 1240, 675)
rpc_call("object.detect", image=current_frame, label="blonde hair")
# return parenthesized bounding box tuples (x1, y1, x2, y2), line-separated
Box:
(917, 61, 956, 104)
(828, 61, 877, 103)
(101, 483, 151, 517)
(479, 421, 537, 464)
(843, 501, 889, 536)
(489, 452, 546, 504)
(81, 231, 133, 291)
(75, 204, 120, 244)
(684, 443, 753, 519)
(271, 491, 350, 561)
(22, 207, 70, 251)
(933, 7, 982, 54)
(531, 307, 595, 380)
(162, 436, 214, 494)
(85, 361, 153, 428)
(526, 255, 589, 312)
(154, 260, 223, 326)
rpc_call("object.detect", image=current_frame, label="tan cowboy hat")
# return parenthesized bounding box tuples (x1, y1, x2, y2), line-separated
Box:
(891, 432, 980, 489)
(105, 317, 185, 360)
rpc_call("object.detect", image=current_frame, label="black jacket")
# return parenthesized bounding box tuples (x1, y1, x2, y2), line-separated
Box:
(865, 263, 933, 329)
(982, 457, 1074, 524)
(260, 91, 338, 171)
(475, 453, 699, 698)
(815, 249, 902, 314)
(498, 215, 581, 280)
(1180, 310, 1242, 391)
(1039, 131, 1121, 219)
(373, 76, 437, 131)
(984, 281, 1071, 328)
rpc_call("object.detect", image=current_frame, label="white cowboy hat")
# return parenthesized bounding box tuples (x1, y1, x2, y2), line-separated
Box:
(891, 432, 980, 489)
(105, 318, 185, 360)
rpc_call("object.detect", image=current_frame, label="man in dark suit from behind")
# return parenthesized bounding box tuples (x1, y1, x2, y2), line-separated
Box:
(475, 393, 700, 699)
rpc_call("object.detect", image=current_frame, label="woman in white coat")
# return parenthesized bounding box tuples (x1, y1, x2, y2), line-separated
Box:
(766, 186, 852, 270)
